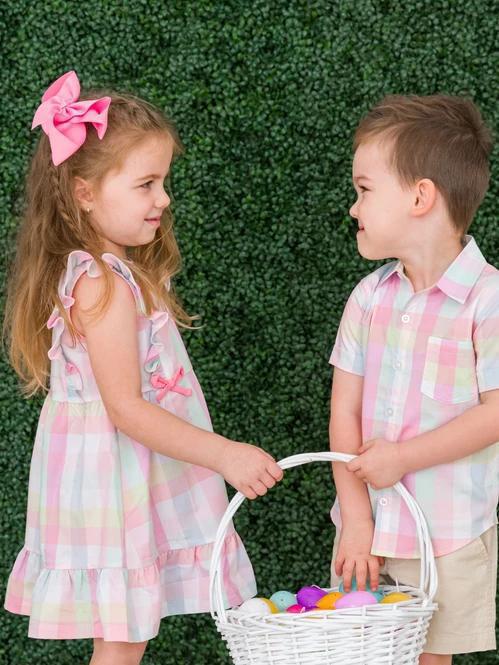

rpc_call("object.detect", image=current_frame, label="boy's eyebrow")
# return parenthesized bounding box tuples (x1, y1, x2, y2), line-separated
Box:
(353, 175, 373, 182)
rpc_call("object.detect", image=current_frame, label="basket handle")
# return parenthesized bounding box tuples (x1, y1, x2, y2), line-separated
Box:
(209, 451, 438, 622)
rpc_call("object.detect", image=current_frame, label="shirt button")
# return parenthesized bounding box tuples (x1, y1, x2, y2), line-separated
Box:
(401, 314, 410, 323)
(386, 407, 394, 416)
(394, 360, 402, 369)
(379, 497, 389, 507)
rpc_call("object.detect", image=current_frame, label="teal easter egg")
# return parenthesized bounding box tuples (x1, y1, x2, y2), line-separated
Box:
(339, 576, 377, 594)
(270, 590, 297, 612)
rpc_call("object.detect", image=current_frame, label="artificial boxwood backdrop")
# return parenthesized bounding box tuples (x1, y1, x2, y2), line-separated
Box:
(1, 1, 498, 663)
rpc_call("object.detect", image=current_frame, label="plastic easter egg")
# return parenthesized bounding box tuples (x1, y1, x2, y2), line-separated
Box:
(238, 597, 279, 614)
(380, 592, 412, 604)
(339, 576, 374, 594)
(372, 591, 385, 602)
(262, 598, 279, 613)
(335, 590, 378, 609)
(270, 590, 297, 612)
(286, 603, 307, 614)
(315, 591, 344, 610)
(296, 585, 328, 608)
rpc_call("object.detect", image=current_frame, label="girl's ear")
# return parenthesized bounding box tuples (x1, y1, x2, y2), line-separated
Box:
(73, 177, 95, 211)
(412, 178, 437, 217)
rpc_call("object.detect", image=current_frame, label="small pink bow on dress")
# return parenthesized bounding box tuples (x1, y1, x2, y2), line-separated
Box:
(31, 70, 111, 166)
(151, 367, 192, 402)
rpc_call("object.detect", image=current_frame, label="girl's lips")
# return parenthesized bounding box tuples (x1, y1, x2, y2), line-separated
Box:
(145, 218, 161, 226)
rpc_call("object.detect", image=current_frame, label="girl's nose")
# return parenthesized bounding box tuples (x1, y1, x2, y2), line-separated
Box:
(157, 188, 170, 209)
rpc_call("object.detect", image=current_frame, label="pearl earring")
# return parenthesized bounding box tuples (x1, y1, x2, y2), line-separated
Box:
(86, 207, 91, 213)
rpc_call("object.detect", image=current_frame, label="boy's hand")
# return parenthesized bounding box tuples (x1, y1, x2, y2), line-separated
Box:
(218, 441, 284, 499)
(346, 438, 406, 489)
(334, 520, 384, 592)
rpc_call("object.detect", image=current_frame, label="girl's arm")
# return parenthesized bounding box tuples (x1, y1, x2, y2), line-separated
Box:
(73, 271, 283, 499)
(330, 367, 382, 591)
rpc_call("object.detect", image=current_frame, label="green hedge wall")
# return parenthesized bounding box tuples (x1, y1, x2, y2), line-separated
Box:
(1, 1, 498, 663)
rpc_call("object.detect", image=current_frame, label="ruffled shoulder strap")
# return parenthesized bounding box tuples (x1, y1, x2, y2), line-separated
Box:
(46, 250, 146, 360)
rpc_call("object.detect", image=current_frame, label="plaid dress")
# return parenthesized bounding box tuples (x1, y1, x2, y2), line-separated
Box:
(4, 250, 256, 642)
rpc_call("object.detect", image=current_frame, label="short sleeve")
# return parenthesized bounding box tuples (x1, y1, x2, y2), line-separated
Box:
(329, 279, 372, 377)
(473, 277, 499, 393)
(47, 250, 146, 361)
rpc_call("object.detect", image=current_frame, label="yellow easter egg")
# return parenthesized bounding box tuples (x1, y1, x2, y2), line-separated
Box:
(380, 592, 412, 604)
(261, 598, 280, 613)
(316, 592, 344, 610)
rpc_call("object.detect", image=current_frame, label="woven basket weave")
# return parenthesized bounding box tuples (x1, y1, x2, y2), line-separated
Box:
(209, 452, 438, 665)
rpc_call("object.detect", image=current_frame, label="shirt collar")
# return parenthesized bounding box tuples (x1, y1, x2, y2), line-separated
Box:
(378, 235, 487, 304)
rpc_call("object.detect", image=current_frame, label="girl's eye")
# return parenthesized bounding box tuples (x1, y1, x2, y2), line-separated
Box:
(140, 181, 153, 189)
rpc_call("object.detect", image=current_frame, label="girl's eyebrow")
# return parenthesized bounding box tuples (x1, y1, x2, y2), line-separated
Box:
(134, 172, 168, 182)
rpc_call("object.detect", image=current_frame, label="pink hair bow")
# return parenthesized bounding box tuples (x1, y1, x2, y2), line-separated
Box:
(31, 70, 111, 166)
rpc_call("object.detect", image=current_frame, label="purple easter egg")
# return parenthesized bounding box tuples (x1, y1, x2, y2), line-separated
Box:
(286, 603, 306, 613)
(335, 591, 378, 609)
(296, 586, 328, 609)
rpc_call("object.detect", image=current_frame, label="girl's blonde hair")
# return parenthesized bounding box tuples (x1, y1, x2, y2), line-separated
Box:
(3, 86, 193, 397)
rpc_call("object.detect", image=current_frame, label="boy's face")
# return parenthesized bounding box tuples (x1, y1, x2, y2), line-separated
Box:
(350, 138, 414, 260)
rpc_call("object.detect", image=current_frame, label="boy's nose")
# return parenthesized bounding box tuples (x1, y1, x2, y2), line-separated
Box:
(349, 200, 358, 218)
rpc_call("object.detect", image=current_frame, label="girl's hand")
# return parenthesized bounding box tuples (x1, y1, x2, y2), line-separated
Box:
(334, 519, 384, 592)
(218, 441, 284, 499)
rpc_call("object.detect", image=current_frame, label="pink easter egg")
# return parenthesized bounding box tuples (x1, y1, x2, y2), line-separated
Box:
(286, 604, 306, 613)
(296, 586, 328, 608)
(335, 590, 378, 609)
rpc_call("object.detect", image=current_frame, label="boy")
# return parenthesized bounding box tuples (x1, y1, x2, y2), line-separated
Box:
(329, 94, 498, 664)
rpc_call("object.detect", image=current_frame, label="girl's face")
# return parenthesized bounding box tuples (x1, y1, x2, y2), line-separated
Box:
(80, 134, 174, 258)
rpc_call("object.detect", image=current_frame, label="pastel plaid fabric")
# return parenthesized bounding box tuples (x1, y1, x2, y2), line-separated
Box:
(330, 236, 499, 558)
(4, 250, 256, 642)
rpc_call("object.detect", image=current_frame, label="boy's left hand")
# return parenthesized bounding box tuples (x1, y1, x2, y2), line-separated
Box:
(346, 439, 406, 489)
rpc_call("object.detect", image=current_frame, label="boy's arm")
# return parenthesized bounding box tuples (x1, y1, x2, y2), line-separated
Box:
(401, 389, 499, 471)
(330, 367, 383, 591)
(330, 368, 372, 522)
(347, 389, 499, 488)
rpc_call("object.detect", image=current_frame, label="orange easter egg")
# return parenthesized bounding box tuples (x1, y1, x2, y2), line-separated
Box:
(380, 592, 412, 604)
(316, 592, 344, 610)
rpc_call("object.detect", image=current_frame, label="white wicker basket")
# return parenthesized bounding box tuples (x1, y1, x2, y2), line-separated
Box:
(209, 452, 438, 665)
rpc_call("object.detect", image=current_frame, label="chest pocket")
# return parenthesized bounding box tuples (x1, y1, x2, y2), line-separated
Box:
(421, 336, 478, 404)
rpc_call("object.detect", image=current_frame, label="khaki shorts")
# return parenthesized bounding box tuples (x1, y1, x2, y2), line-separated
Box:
(331, 525, 498, 655)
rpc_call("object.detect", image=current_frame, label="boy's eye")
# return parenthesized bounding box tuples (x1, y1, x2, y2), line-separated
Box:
(359, 185, 369, 192)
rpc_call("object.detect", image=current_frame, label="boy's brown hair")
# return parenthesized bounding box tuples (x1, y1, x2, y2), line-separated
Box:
(354, 94, 493, 234)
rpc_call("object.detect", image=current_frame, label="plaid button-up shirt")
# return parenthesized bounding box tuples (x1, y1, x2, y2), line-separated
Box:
(330, 235, 499, 558)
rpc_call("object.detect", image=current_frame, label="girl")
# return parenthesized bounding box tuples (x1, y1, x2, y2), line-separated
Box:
(3, 70, 283, 665)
